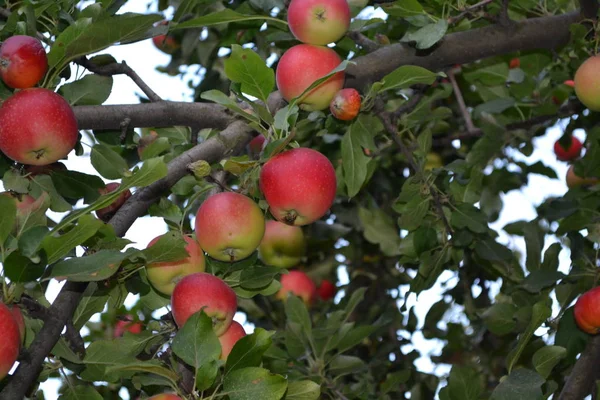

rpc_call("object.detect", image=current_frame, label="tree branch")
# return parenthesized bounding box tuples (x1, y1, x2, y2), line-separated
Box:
(559, 335, 600, 400)
(579, 0, 599, 20)
(448, 68, 477, 134)
(346, 31, 380, 53)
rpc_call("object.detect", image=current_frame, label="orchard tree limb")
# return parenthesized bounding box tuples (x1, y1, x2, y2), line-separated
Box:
(558, 335, 600, 400)
(579, 0, 599, 20)
(346, 31, 380, 53)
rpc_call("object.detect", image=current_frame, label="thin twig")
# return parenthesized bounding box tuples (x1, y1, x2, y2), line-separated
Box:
(119, 117, 131, 144)
(447, 0, 494, 25)
(65, 320, 86, 357)
(499, 0, 511, 25)
(346, 31, 380, 53)
(448, 68, 477, 133)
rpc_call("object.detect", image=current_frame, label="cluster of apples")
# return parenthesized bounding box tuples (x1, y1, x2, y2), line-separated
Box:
(0, 303, 25, 381)
(0, 35, 79, 166)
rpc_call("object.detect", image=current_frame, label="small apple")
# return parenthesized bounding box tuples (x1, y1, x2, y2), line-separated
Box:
(564, 79, 575, 88)
(554, 136, 583, 162)
(0, 302, 21, 381)
(317, 279, 336, 301)
(575, 56, 600, 111)
(171, 272, 237, 335)
(248, 135, 267, 156)
(258, 220, 306, 268)
(113, 316, 143, 338)
(195, 192, 265, 262)
(574, 286, 600, 334)
(276, 44, 344, 111)
(0, 35, 48, 89)
(146, 234, 206, 295)
(95, 183, 132, 222)
(287, 0, 351, 45)
(424, 152, 443, 171)
(148, 394, 183, 400)
(566, 165, 599, 189)
(509, 58, 520, 69)
(152, 21, 180, 55)
(330, 88, 361, 121)
(276, 270, 316, 306)
(0, 88, 78, 165)
(218, 320, 246, 360)
(8, 305, 25, 344)
(260, 147, 336, 226)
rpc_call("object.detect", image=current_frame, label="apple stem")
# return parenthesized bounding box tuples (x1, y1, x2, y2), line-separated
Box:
(283, 210, 298, 225)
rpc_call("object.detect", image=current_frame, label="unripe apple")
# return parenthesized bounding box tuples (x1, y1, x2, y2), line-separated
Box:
(0, 88, 78, 165)
(258, 220, 306, 268)
(575, 56, 600, 111)
(152, 21, 180, 55)
(0, 35, 48, 89)
(113, 316, 143, 338)
(0, 303, 21, 381)
(566, 165, 599, 189)
(146, 234, 206, 295)
(287, 0, 351, 45)
(317, 279, 336, 301)
(218, 321, 246, 360)
(8, 305, 25, 344)
(276, 44, 344, 111)
(330, 88, 361, 121)
(171, 272, 237, 335)
(95, 182, 132, 222)
(276, 270, 316, 306)
(260, 147, 336, 226)
(554, 136, 583, 162)
(574, 286, 600, 334)
(424, 152, 443, 171)
(509, 58, 520, 69)
(148, 394, 183, 400)
(195, 192, 265, 262)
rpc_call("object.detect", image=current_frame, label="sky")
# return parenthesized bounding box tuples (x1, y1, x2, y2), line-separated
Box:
(2, 0, 580, 398)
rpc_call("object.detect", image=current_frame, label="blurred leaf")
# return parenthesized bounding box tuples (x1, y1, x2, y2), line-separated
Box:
(373, 65, 438, 94)
(0, 194, 17, 244)
(401, 19, 448, 49)
(532, 346, 566, 379)
(59, 386, 103, 400)
(506, 301, 551, 373)
(284, 380, 320, 400)
(173, 8, 288, 30)
(358, 207, 401, 256)
(446, 366, 484, 400)
(490, 368, 544, 400)
(222, 367, 287, 400)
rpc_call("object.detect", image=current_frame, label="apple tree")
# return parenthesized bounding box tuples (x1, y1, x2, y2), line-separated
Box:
(0, 0, 600, 399)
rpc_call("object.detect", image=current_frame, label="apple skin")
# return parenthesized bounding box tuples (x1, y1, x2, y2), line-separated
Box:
(330, 88, 361, 121)
(0, 88, 78, 166)
(152, 21, 180, 55)
(317, 280, 336, 301)
(287, 0, 351, 45)
(147, 394, 183, 400)
(509, 58, 520, 69)
(113, 316, 143, 338)
(276, 270, 317, 306)
(258, 220, 306, 268)
(575, 56, 600, 111)
(574, 286, 600, 334)
(146, 234, 206, 295)
(566, 165, 599, 189)
(195, 192, 265, 262)
(218, 321, 246, 360)
(0, 303, 21, 381)
(424, 152, 443, 171)
(564, 79, 575, 88)
(276, 44, 344, 111)
(0, 35, 48, 89)
(8, 305, 25, 344)
(259, 147, 336, 226)
(171, 272, 237, 335)
(95, 182, 132, 222)
(248, 134, 267, 156)
(554, 136, 583, 162)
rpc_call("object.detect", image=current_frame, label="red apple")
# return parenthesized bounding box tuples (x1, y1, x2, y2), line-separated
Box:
(554, 136, 583, 162)
(509, 58, 520, 69)
(564, 79, 575, 88)
(95, 182, 132, 222)
(113, 316, 143, 338)
(148, 394, 183, 400)
(566, 165, 599, 189)
(146, 234, 206, 295)
(152, 21, 180, 55)
(330, 88, 361, 121)
(218, 321, 246, 360)
(287, 0, 351, 45)
(258, 220, 305, 268)
(317, 279, 336, 301)
(276, 270, 316, 306)
(25, 162, 68, 178)
(195, 192, 265, 262)
(574, 286, 600, 334)
(259, 147, 336, 226)
(0, 88, 78, 165)
(0, 35, 48, 89)
(248, 134, 267, 156)
(276, 44, 344, 111)
(8, 305, 25, 344)
(0, 303, 21, 381)
(171, 272, 237, 335)
(575, 56, 600, 111)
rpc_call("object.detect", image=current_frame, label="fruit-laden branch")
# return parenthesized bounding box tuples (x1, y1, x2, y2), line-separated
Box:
(558, 335, 600, 400)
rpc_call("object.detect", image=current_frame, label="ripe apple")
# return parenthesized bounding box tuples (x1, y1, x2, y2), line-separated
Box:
(0, 35, 48, 89)
(424, 152, 443, 171)
(330, 88, 361, 121)
(259, 220, 306, 268)
(0, 303, 21, 381)
(564, 79, 575, 88)
(259, 147, 336, 226)
(566, 165, 599, 189)
(148, 394, 183, 400)
(509, 58, 520, 69)
(248, 134, 267, 156)
(95, 182, 132, 222)
(113, 316, 143, 338)
(317, 279, 336, 301)
(574, 286, 600, 334)
(8, 305, 25, 344)
(171, 272, 237, 335)
(146, 234, 206, 295)
(575, 56, 600, 111)
(152, 21, 180, 55)
(276, 44, 344, 111)
(195, 192, 265, 262)
(0, 88, 78, 165)
(218, 320, 246, 360)
(276, 270, 316, 306)
(287, 0, 351, 45)
(554, 136, 583, 162)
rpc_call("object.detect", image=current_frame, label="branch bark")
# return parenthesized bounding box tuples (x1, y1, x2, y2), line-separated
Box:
(559, 335, 600, 400)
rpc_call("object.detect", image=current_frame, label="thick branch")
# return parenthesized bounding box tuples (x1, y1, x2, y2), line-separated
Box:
(559, 335, 600, 400)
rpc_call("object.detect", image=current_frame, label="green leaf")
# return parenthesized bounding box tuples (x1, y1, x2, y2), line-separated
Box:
(42, 215, 104, 264)
(173, 9, 288, 30)
(59, 386, 103, 400)
(521, 270, 565, 293)
(446, 366, 484, 400)
(401, 19, 448, 49)
(172, 311, 221, 369)
(0, 194, 17, 244)
(141, 231, 188, 264)
(383, 0, 424, 17)
(506, 301, 551, 373)
(358, 207, 401, 256)
(474, 238, 513, 262)
(342, 115, 378, 197)
(72, 283, 109, 330)
(106, 361, 179, 387)
(90, 144, 129, 179)
(335, 325, 376, 353)
(532, 346, 566, 379)
(329, 355, 365, 376)
(3, 250, 46, 282)
(226, 328, 274, 373)
(222, 367, 287, 400)
(482, 303, 517, 336)
(59, 74, 113, 106)
(373, 65, 438, 94)
(201, 90, 261, 124)
(284, 380, 321, 400)
(224, 45, 274, 104)
(491, 368, 544, 400)
(240, 265, 280, 290)
(50, 249, 129, 282)
(51, 170, 105, 203)
(451, 204, 487, 233)
(285, 295, 312, 337)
